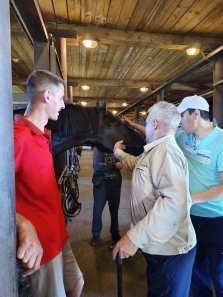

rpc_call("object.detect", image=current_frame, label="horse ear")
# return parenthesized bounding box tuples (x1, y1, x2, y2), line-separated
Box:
(100, 101, 107, 113)
(95, 101, 100, 110)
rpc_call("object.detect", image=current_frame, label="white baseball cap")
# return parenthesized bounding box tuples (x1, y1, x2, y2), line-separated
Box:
(177, 95, 209, 114)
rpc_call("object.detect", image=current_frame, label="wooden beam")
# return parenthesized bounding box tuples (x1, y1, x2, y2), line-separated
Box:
(45, 24, 223, 50)
(12, 78, 27, 85)
(12, 77, 210, 92)
(72, 97, 135, 104)
(69, 78, 161, 88)
(170, 83, 208, 92)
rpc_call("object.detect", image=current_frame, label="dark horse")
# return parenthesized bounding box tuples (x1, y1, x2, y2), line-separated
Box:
(14, 101, 145, 156)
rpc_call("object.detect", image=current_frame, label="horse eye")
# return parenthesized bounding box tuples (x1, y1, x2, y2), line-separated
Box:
(116, 122, 121, 127)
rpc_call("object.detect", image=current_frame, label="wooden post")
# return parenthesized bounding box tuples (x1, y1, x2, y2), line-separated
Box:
(134, 105, 139, 122)
(213, 58, 223, 128)
(60, 38, 68, 102)
(69, 86, 73, 104)
(34, 42, 50, 70)
(157, 89, 164, 102)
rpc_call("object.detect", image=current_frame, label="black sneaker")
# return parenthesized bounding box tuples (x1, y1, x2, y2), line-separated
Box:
(111, 234, 121, 243)
(90, 236, 101, 246)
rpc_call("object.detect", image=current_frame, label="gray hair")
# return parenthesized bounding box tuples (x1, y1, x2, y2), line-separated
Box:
(26, 70, 65, 103)
(148, 101, 181, 133)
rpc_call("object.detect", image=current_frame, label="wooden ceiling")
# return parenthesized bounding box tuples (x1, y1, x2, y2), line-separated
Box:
(10, 0, 223, 120)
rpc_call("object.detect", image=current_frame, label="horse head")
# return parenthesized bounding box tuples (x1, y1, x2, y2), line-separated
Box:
(94, 101, 145, 156)
(13, 102, 145, 157)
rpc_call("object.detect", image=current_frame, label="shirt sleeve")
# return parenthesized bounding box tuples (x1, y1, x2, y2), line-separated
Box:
(114, 148, 140, 170)
(217, 142, 223, 173)
(127, 144, 188, 248)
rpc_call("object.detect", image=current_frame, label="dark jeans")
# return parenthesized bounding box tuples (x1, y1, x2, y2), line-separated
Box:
(92, 178, 121, 236)
(191, 215, 223, 297)
(143, 246, 196, 297)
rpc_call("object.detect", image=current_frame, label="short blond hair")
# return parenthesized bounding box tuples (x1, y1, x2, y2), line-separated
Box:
(26, 70, 65, 102)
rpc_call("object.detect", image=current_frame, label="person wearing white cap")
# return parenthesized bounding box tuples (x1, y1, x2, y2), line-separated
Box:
(175, 95, 223, 297)
(121, 95, 223, 296)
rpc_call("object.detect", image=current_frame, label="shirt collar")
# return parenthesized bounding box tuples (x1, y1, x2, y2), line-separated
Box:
(14, 114, 50, 137)
(143, 135, 175, 152)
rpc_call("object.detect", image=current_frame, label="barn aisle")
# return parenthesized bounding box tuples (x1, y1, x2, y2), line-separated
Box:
(67, 149, 147, 297)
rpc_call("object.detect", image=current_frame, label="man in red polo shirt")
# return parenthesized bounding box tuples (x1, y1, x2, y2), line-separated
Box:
(15, 70, 84, 297)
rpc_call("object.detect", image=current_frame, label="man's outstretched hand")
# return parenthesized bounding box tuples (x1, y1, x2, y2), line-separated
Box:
(113, 140, 126, 152)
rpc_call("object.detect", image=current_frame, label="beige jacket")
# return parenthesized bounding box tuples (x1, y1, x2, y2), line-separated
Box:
(114, 135, 196, 255)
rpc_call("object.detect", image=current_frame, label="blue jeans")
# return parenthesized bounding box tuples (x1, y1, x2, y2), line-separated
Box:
(143, 246, 196, 297)
(191, 215, 223, 297)
(92, 178, 121, 236)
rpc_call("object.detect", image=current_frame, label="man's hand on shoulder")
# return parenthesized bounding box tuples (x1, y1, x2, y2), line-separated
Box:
(16, 214, 43, 276)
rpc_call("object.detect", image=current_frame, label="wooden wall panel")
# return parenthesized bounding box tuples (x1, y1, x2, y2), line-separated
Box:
(52, 0, 68, 23)
(105, 0, 125, 29)
(127, 0, 157, 31)
(115, 0, 139, 30)
(141, 0, 180, 32)
(67, 0, 81, 24)
(37, 0, 56, 24)
(99, 45, 117, 79)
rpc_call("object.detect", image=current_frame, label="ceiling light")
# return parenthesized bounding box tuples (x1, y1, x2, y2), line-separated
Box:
(81, 102, 87, 106)
(141, 111, 147, 115)
(112, 110, 118, 115)
(140, 87, 148, 92)
(186, 47, 200, 56)
(122, 103, 128, 106)
(81, 85, 90, 90)
(83, 39, 98, 49)
(12, 58, 19, 63)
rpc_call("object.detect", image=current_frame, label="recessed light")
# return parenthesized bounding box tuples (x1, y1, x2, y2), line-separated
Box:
(140, 87, 148, 92)
(83, 39, 98, 48)
(186, 47, 200, 56)
(82, 85, 90, 90)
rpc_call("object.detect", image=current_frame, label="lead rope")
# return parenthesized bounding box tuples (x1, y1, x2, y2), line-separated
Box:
(61, 152, 82, 217)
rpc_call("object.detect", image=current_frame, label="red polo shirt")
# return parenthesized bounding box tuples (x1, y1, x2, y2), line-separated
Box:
(14, 115, 68, 265)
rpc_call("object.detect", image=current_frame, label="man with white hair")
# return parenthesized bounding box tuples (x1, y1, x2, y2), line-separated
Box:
(112, 101, 196, 297)
(122, 95, 223, 297)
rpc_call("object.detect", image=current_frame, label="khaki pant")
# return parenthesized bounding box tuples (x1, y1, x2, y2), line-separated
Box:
(29, 241, 82, 297)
